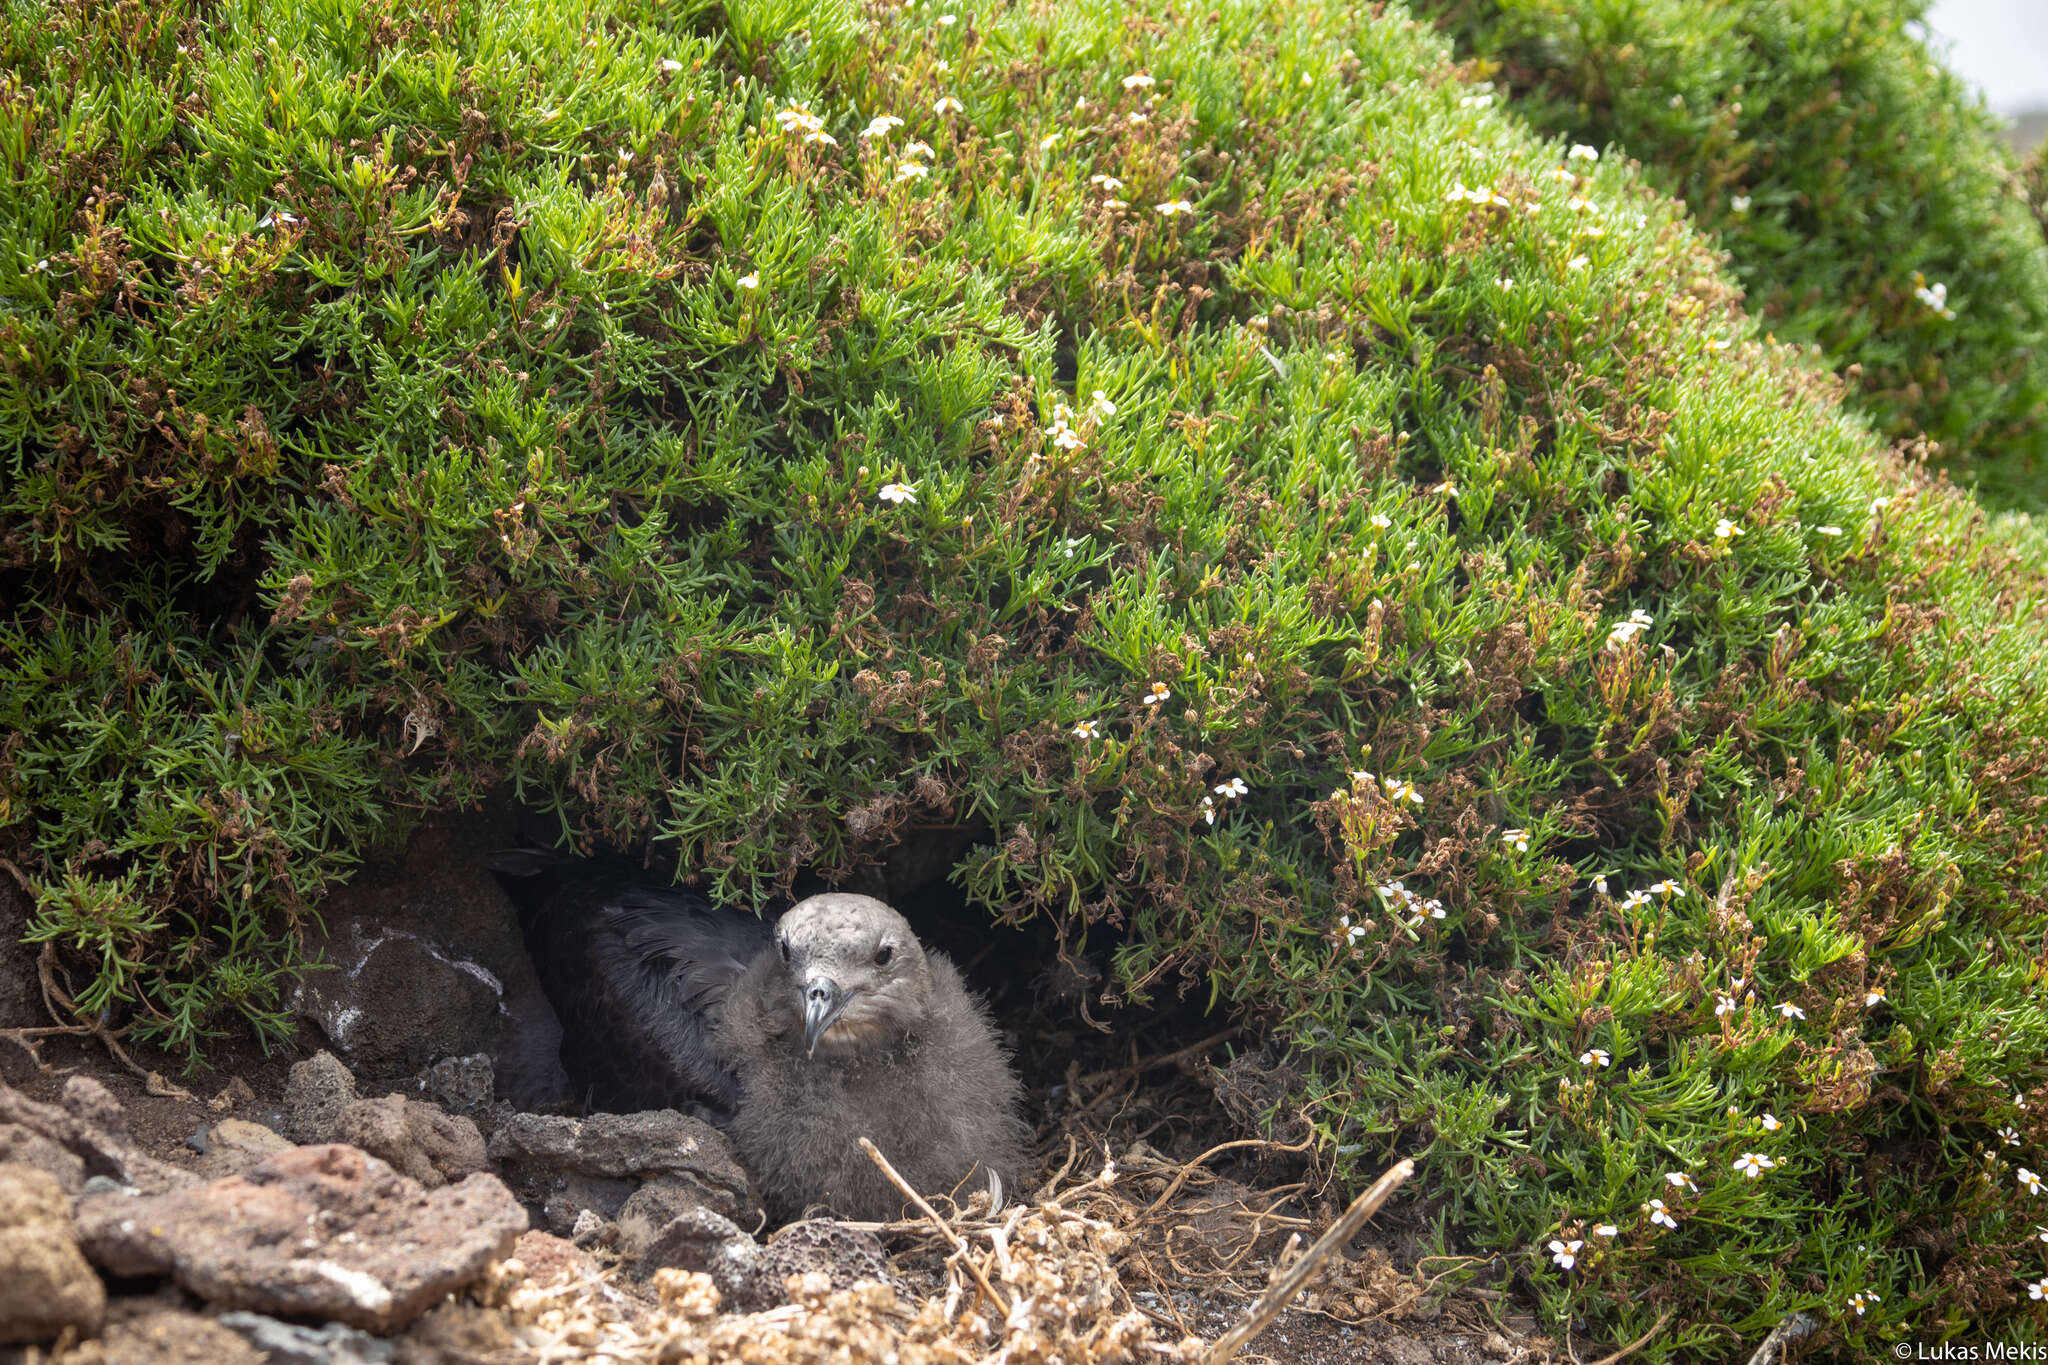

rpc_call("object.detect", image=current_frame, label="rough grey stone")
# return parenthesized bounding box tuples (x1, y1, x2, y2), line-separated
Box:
(283, 1050, 360, 1145)
(761, 1219, 903, 1297)
(628, 1206, 771, 1310)
(333, 1094, 486, 1189)
(218, 1311, 396, 1365)
(293, 927, 501, 1075)
(487, 1109, 758, 1229)
(414, 1053, 495, 1118)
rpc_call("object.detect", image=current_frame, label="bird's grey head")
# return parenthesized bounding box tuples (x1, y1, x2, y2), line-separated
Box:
(773, 893, 930, 1058)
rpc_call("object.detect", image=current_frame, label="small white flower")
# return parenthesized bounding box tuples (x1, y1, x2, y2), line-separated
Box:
(1072, 720, 1100, 740)
(1593, 1223, 1618, 1238)
(934, 96, 964, 115)
(1731, 194, 1751, 212)
(1665, 1171, 1698, 1194)
(903, 140, 935, 159)
(1645, 1198, 1678, 1229)
(877, 481, 918, 505)
(1459, 92, 1492, 109)
(1200, 795, 1216, 826)
(1815, 525, 1843, 537)
(2035, 1225, 2048, 1243)
(737, 272, 760, 290)
(1547, 1238, 1583, 1270)
(1052, 425, 1086, 451)
(1495, 276, 1513, 288)
(804, 129, 837, 146)
(1715, 994, 1736, 1017)
(895, 161, 929, 181)
(1866, 988, 1886, 1007)
(1566, 195, 1594, 213)
(1215, 778, 1249, 800)
(1126, 112, 1148, 125)
(659, 58, 684, 73)
(2020, 1167, 2043, 1195)
(1038, 132, 1060, 152)
(1777, 1002, 1806, 1021)
(1568, 143, 1599, 162)
(1370, 513, 1391, 529)
(1549, 167, 1576, 183)
(1384, 779, 1423, 806)
(1155, 199, 1195, 217)
(1999, 1126, 2021, 1147)
(1714, 517, 1745, 540)
(1579, 1049, 1611, 1068)
(776, 103, 824, 134)
(1760, 1113, 1782, 1132)
(1733, 1152, 1775, 1179)
(1088, 390, 1116, 418)
(1142, 682, 1171, 706)
(860, 114, 905, 139)
(1502, 828, 1530, 853)
(1848, 1291, 1880, 1316)
(2020, 1091, 2031, 1110)
(2031, 1277, 2048, 1302)
(936, 12, 957, 24)
(1606, 608, 1654, 648)
(1089, 174, 1125, 192)
(1566, 254, 1590, 271)
(1122, 73, 1155, 90)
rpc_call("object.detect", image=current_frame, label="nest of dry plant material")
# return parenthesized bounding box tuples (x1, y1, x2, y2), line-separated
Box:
(461, 1109, 1429, 1365)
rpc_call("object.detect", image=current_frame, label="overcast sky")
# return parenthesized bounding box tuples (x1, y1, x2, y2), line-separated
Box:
(1924, 0, 2048, 113)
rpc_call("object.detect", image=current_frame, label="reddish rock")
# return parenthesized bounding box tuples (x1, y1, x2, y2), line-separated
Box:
(0, 1075, 195, 1196)
(508, 1228, 601, 1289)
(334, 1094, 486, 1189)
(74, 1143, 527, 1332)
(0, 1162, 105, 1345)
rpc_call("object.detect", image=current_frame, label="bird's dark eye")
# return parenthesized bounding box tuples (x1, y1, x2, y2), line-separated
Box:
(778, 938, 790, 962)
(874, 944, 894, 967)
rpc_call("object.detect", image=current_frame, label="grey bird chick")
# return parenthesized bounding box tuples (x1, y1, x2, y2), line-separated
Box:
(716, 893, 1030, 1223)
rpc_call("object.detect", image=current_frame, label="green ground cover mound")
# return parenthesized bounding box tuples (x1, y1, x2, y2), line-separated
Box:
(5, 0, 2048, 1352)
(1417, 0, 2048, 510)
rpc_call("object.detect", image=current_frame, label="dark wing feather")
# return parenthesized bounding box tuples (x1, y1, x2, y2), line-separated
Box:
(493, 852, 771, 1120)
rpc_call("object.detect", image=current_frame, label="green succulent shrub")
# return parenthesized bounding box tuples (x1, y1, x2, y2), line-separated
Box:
(1416, 0, 2048, 510)
(5, 0, 2048, 1353)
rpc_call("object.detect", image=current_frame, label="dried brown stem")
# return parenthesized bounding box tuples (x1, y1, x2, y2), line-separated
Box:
(860, 1136, 1012, 1320)
(1138, 1127, 1319, 1219)
(1199, 1157, 1414, 1365)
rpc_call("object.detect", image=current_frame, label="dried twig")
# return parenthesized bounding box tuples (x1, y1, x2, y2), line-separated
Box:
(1138, 1128, 1319, 1219)
(32, 944, 194, 1101)
(1199, 1157, 1414, 1365)
(1740, 1310, 1816, 1365)
(1571, 1307, 1675, 1365)
(1074, 1026, 1243, 1088)
(861, 1136, 1012, 1319)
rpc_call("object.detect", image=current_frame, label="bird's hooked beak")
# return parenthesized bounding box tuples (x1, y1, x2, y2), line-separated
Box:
(802, 974, 850, 1057)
